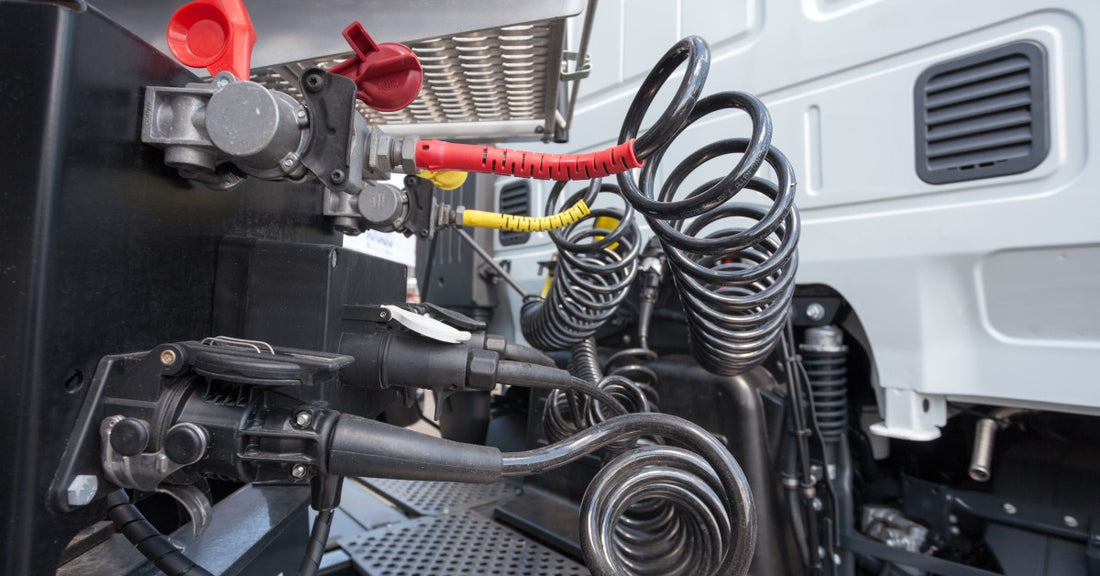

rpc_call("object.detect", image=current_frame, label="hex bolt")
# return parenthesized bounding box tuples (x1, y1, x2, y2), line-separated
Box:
(159, 349, 177, 366)
(283, 158, 294, 167)
(291, 464, 308, 479)
(811, 498, 823, 512)
(806, 302, 826, 321)
(1064, 515, 1079, 528)
(1003, 502, 1017, 515)
(295, 411, 312, 428)
(67, 475, 98, 507)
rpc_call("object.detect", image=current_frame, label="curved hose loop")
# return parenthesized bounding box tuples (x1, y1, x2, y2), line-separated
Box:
(521, 182, 641, 352)
(501, 412, 757, 576)
(604, 348, 660, 409)
(615, 36, 800, 376)
(545, 338, 656, 445)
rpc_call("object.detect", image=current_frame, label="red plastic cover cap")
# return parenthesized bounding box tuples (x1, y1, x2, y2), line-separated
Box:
(166, 0, 256, 79)
(329, 22, 423, 112)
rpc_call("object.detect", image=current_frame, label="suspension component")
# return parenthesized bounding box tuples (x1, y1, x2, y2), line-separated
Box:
(800, 325, 849, 443)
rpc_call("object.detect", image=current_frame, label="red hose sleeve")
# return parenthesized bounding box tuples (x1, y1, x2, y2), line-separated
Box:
(414, 139, 643, 181)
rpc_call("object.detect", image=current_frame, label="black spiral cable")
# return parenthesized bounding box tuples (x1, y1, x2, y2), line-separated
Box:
(502, 412, 757, 576)
(520, 182, 641, 351)
(616, 36, 800, 376)
(544, 337, 655, 445)
(520, 180, 646, 443)
(105, 490, 214, 576)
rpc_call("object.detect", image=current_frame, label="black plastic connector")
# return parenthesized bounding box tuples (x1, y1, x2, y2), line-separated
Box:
(328, 413, 502, 482)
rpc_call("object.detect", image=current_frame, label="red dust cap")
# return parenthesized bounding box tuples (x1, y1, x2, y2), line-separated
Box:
(329, 22, 423, 112)
(166, 0, 256, 79)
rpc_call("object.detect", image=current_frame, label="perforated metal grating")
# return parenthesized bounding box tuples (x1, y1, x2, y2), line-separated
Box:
(360, 478, 522, 516)
(344, 511, 589, 576)
(250, 20, 566, 141)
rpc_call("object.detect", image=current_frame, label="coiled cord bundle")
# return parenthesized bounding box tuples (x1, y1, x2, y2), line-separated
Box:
(544, 337, 655, 444)
(616, 36, 800, 376)
(502, 412, 757, 576)
(521, 182, 641, 351)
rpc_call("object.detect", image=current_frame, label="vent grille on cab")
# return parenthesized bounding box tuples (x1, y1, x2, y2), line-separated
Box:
(914, 41, 1048, 184)
(498, 181, 531, 246)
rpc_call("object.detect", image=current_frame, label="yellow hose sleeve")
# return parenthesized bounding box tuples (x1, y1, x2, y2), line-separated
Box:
(462, 200, 591, 232)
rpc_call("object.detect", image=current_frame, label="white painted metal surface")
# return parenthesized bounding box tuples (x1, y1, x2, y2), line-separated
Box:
(490, 0, 1100, 441)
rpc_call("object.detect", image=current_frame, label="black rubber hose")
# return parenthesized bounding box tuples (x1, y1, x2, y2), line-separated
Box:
(520, 182, 641, 351)
(105, 489, 214, 576)
(614, 36, 800, 377)
(327, 413, 503, 482)
(297, 508, 334, 576)
(501, 413, 757, 576)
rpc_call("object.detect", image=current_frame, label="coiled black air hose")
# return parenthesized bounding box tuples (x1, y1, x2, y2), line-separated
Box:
(502, 412, 757, 576)
(544, 337, 656, 445)
(617, 36, 800, 376)
(521, 182, 641, 351)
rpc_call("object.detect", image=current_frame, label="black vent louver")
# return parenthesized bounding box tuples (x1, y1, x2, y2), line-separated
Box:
(498, 181, 531, 245)
(915, 41, 1048, 184)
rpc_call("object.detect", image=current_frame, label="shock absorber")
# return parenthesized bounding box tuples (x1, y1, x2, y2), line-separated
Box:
(800, 326, 848, 443)
(800, 325, 853, 576)
(615, 36, 800, 377)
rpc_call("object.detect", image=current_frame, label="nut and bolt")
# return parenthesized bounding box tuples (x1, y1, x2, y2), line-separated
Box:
(291, 464, 308, 479)
(66, 475, 98, 507)
(1064, 515, 1079, 528)
(294, 411, 312, 428)
(159, 349, 177, 366)
(1003, 502, 1017, 515)
(806, 302, 826, 321)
